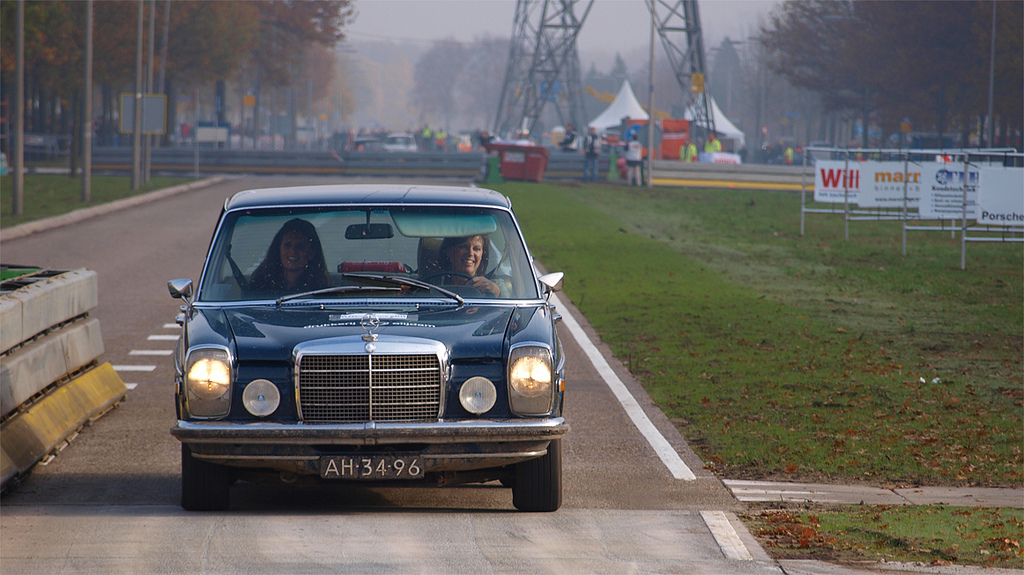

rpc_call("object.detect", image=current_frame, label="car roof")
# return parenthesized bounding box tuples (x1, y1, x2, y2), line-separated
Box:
(224, 184, 512, 212)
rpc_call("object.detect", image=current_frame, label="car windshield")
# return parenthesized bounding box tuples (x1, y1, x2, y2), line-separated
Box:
(198, 205, 540, 302)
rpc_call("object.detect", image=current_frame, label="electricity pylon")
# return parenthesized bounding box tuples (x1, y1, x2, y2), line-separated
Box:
(493, 0, 593, 138)
(646, 0, 715, 135)
(495, 0, 715, 138)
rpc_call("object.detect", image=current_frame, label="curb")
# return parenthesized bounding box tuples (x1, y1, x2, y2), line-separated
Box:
(724, 479, 1023, 509)
(2, 175, 229, 242)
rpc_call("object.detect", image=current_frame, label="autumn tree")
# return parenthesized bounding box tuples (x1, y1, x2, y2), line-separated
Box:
(1, 2, 79, 135)
(247, 0, 353, 146)
(760, 0, 1022, 147)
(1, 0, 354, 152)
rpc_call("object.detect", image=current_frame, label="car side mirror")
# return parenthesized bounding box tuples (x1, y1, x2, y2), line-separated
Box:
(168, 279, 193, 300)
(538, 272, 563, 298)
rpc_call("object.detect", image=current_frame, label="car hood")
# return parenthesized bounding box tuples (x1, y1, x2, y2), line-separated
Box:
(217, 304, 518, 362)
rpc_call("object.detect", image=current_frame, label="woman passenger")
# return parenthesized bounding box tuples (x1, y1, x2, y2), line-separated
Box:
(250, 218, 330, 294)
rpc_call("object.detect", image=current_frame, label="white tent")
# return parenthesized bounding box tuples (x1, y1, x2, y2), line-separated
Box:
(588, 81, 649, 133)
(686, 95, 745, 148)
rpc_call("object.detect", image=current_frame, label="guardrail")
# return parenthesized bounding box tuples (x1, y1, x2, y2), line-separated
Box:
(92, 147, 486, 178)
(1, 268, 127, 492)
(89, 147, 812, 189)
(91, 147, 607, 182)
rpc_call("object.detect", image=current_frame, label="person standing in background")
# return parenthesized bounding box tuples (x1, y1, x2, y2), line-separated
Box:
(583, 126, 600, 182)
(626, 133, 643, 186)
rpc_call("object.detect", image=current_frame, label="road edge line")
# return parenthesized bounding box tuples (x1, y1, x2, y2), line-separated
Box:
(550, 292, 696, 481)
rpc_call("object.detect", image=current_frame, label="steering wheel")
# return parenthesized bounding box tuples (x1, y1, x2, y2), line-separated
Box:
(420, 270, 475, 284)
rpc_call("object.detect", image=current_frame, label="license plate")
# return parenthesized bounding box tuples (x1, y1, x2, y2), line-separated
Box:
(320, 456, 423, 480)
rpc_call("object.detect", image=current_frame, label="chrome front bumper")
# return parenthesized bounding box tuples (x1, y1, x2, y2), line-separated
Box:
(173, 418, 569, 475)
(172, 417, 569, 445)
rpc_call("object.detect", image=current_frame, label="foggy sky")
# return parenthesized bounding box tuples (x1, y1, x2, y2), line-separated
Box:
(347, 0, 780, 67)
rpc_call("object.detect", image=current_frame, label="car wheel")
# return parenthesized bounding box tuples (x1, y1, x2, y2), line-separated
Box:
(181, 443, 230, 511)
(512, 439, 562, 512)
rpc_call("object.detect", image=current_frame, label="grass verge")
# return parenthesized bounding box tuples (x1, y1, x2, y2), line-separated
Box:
(744, 505, 1024, 567)
(494, 180, 1022, 568)
(1, 173, 191, 228)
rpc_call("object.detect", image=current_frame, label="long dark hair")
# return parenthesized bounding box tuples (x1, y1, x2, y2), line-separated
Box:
(438, 235, 490, 277)
(250, 218, 329, 292)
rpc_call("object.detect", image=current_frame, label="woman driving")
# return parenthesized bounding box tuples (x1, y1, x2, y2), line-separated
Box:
(438, 235, 501, 297)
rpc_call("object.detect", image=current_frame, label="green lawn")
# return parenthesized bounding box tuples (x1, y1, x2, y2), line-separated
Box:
(494, 180, 1022, 568)
(1, 173, 191, 228)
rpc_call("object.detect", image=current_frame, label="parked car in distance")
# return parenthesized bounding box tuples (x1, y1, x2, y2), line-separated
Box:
(168, 184, 568, 512)
(383, 132, 418, 153)
(349, 136, 385, 152)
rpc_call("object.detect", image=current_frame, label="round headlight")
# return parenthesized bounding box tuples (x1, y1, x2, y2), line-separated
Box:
(242, 379, 280, 417)
(187, 357, 231, 400)
(509, 355, 552, 397)
(459, 377, 497, 415)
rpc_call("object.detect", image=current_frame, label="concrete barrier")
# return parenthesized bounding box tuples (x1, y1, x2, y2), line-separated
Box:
(0, 268, 127, 492)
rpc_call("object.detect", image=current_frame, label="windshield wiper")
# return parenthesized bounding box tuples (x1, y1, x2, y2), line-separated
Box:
(342, 272, 464, 305)
(275, 285, 402, 306)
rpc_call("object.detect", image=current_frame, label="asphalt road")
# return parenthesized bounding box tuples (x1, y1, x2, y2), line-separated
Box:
(0, 176, 899, 574)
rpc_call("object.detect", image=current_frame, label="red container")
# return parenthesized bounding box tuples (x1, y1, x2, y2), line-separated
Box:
(487, 142, 550, 182)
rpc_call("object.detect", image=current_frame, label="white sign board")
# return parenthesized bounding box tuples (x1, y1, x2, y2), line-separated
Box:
(976, 167, 1024, 227)
(918, 164, 979, 220)
(699, 152, 741, 165)
(813, 160, 860, 203)
(196, 126, 229, 144)
(856, 161, 922, 208)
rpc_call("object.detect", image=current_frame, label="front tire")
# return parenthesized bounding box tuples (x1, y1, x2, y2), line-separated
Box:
(512, 439, 562, 512)
(181, 443, 230, 511)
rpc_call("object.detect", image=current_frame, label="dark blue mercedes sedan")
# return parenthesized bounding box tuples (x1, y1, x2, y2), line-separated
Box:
(168, 185, 568, 511)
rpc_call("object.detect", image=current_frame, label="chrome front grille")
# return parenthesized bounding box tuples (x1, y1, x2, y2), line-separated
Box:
(297, 354, 443, 423)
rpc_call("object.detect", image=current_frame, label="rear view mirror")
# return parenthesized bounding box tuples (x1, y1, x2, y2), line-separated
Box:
(346, 223, 394, 240)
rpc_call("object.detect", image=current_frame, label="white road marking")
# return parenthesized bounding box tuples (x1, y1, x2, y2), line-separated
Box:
(112, 365, 156, 372)
(129, 349, 173, 356)
(701, 510, 754, 561)
(550, 293, 696, 481)
(125, 383, 138, 390)
(147, 335, 179, 341)
(163, 323, 179, 329)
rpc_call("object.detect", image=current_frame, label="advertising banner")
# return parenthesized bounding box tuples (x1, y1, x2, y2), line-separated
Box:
(813, 160, 860, 203)
(918, 164, 979, 220)
(856, 162, 922, 208)
(813, 160, 1021, 226)
(976, 167, 1024, 227)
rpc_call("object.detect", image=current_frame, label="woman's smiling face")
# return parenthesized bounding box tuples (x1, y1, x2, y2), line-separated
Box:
(446, 236, 485, 276)
(279, 230, 313, 274)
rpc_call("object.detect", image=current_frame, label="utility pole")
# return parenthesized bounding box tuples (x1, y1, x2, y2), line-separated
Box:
(131, 0, 144, 190)
(647, 5, 655, 188)
(13, 0, 24, 215)
(144, 0, 156, 183)
(82, 0, 93, 202)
